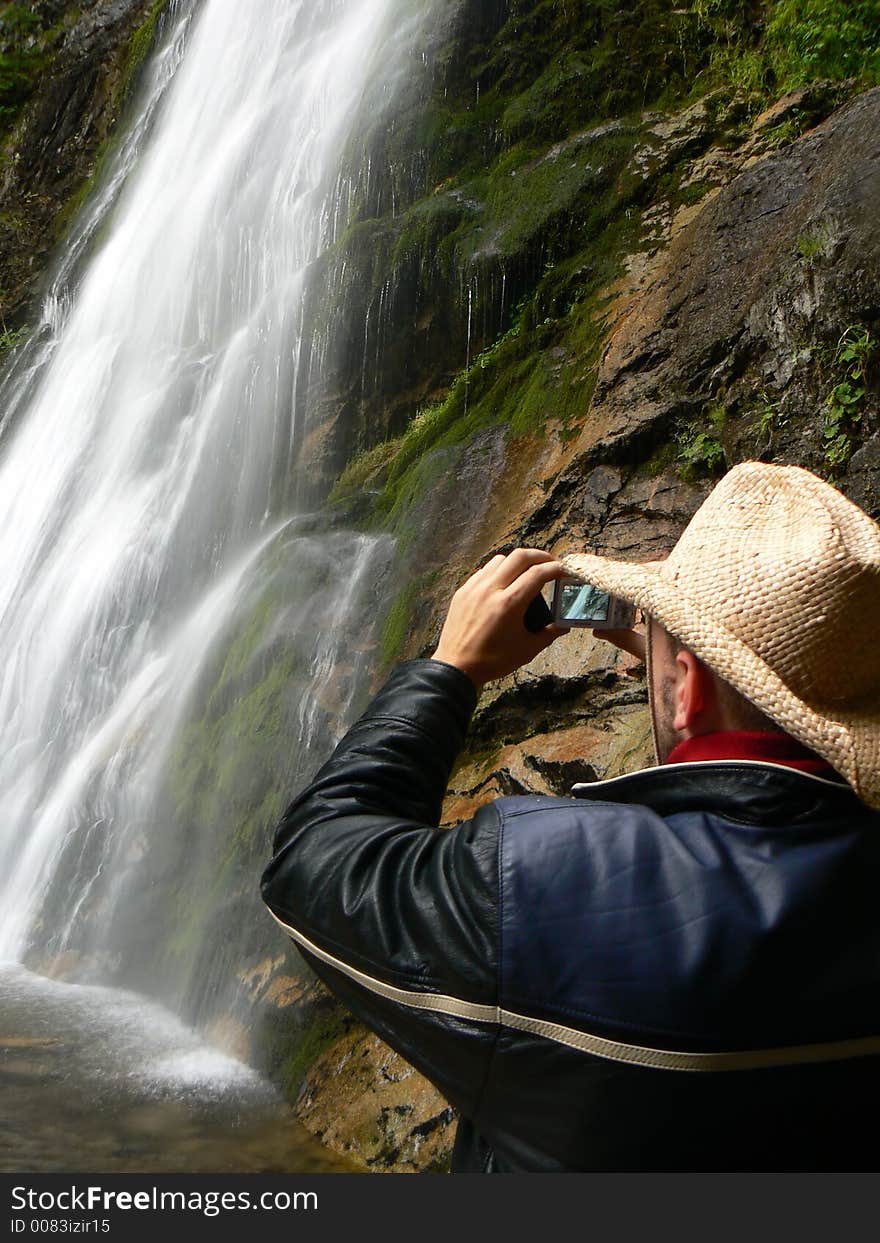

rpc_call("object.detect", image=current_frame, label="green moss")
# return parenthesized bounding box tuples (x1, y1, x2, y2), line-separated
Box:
(382, 402, 459, 490)
(0, 0, 170, 152)
(170, 651, 299, 822)
(390, 193, 475, 276)
(326, 436, 400, 513)
(121, 0, 169, 101)
(675, 179, 715, 207)
(707, 401, 728, 430)
(166, 573, 304, 878)
(53, 140, 115, 241)
(382, 124, 634, 295)
(635, 436, 680, 478)
(451, 1, 720, 155)
(379, 575, 431, 668)
(320, 0, 880, 627)
(478, 130, 632, 262)
(401, 0, 879, 193)
(281, 1006, 352, 1098)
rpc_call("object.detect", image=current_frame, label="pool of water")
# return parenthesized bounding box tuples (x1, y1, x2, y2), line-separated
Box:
(0, 964, 355, 1173)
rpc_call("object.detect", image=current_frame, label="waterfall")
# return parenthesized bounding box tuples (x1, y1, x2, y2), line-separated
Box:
(0, 0, 435, 1022)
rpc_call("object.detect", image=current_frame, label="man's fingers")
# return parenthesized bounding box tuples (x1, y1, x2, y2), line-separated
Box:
(477, 553, 507, 576)
(492, 547, 557, 589)
(504, 559, 567, 603)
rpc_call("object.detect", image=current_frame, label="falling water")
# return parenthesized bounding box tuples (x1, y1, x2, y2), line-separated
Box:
(0, 0, 435, 1036)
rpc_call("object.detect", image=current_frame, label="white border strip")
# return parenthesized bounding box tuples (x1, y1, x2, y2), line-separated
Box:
(267, 910, 880, 1072)
(267, 909, 495, 1023)
(571, 758, 851, 795)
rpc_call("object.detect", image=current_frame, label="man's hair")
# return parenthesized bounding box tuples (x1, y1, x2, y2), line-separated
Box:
(663, 632, 783, 733)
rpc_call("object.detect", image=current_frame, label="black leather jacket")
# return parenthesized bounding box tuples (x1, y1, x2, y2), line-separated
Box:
(261, 658, 880, 1172)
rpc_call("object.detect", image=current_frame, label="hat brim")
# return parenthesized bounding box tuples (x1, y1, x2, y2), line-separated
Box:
(559, 551, 880, 807)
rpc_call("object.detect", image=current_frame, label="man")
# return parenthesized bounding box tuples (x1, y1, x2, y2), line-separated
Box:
(261, 461, 880, 1171)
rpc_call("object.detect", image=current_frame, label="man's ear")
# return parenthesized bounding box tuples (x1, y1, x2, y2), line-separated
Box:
(672, 649, 715, 734)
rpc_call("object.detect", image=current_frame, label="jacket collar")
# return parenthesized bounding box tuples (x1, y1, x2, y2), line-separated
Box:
(570, 760, 869, 827)
(665, 729, 837, 775)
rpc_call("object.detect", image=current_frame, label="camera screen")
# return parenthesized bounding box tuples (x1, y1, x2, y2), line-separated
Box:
(559, 581, 609, 621)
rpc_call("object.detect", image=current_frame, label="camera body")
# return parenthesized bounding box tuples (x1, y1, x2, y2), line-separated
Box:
(551, 576, 637, 629)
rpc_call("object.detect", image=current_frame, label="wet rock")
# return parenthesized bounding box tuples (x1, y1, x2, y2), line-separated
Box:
(752, 81, 848, 133)
(595, 468, 708, 558)
(0, 0, 165, 327)
(35, 950, 82, 981)
(3, 1059, 54, 1081)
(638, 94, 718, 169)
(529, 86, 880, 555)
(523, 749, 599, 795)
(204, 1016, 251, 1064)
(0, 1036, 63, 1049)
(296, 1029, 455, 1172)
(848, 435, 880, 521)
(578, 464, 623, 525)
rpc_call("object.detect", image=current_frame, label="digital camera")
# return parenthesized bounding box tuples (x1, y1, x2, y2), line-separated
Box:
(551, 576, 637, 629)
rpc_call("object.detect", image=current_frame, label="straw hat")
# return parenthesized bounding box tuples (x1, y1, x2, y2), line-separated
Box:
(559, 461, 880, 807)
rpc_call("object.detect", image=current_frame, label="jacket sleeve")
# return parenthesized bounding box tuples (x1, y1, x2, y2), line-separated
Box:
(260, 657, 502, 1118)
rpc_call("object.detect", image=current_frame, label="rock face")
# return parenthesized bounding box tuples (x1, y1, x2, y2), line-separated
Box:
(556, 87, 880, 524)
(0, 0, 166, 333)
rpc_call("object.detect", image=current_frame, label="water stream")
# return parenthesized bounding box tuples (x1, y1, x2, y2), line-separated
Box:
(0, 963, 357, 1173)
(0, 0, 437, 1171)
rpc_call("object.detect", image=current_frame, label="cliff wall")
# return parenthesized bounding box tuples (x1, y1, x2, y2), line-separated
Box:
(0, 0, 168, 342)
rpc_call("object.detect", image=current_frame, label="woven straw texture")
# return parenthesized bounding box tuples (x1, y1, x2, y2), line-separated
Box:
(559, 462, 880, 807)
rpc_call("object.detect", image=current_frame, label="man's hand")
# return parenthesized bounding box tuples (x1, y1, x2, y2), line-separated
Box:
(430, 548, 570, 691)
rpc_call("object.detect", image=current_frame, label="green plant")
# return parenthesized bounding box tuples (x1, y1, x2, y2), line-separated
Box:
(676, 403, 727, 480)
(766, 0, 880, 89)
(836, 323, 875, 374)
(676, 432, 725, 479)
(751, 393, 789, 447)
(698, 0, 880, 101)
(764, 111, 808, 150)
(797, 228, 826, 267)
(0, 324, 27, 356)
(706, 401, 727, 430)
(680, 431, 725, 477)
(822, 324, 876, 471)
